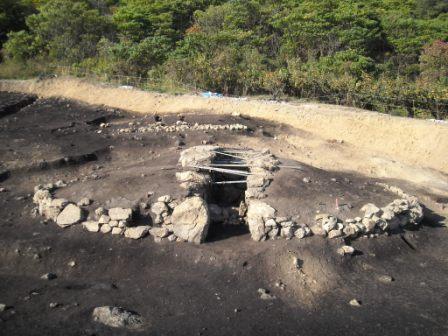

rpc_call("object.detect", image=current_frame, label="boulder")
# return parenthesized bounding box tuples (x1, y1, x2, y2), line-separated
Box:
(361, 203, 382, 218)
(294, 227, 309, 239)
(176, 171, 209, 192)
(33, 189, 51, 205)
(171, 196, 209, 244)
(92, 306, 145, 330)
(280, 226, 295, 239)
(361, 217, 377, 233)
(41, 205, 62, 222)
(109, 220, 118, 227)
(124, 226, 149, 239)
(328, 229, 343, 239)
(321, 216, 338, 232)
(111, 227, 124, 235)
(56, 204, 83, 228)
(178, 145, 218, 167)
(109, 208, 132, 221)
(246, 201, 276, 241)
(82, 221, 100, 232)
(100, 224, 112, 234)
(150, 202, 168, 215)
(310, 224, 326, 237)
(149, 227, 170, 238)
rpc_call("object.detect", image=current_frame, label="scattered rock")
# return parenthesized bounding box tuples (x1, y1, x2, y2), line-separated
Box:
(49, 302, 60, 309)
(378, 275, 394, 283)
(337, 245, 355, 256)
(56, 204, 83, 228)
(124, 226, 150, 239)
(349, 299, 362, 307)
(172, 196, 209, 244)
(0, 303, 7, 312)
(68, 260, 76, 267)
(257, 288, 276, 300)
(41, 273, 57, 280)
(77, 197, 92, 206)
(92, 306, 145, 330)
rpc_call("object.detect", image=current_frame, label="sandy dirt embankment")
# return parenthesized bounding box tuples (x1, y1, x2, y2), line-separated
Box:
(1, 77, 447, 195)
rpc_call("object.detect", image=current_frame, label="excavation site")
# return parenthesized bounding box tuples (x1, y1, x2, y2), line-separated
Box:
(0, 79, 447, 336)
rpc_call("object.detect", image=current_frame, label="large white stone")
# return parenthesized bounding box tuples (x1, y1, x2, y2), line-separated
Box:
(124, 226, 149, 239)
(246, 201, 276, 241)
(82, 221, 100, 232)
(56, 204, 82, 227)
(172, 197, 209, 244)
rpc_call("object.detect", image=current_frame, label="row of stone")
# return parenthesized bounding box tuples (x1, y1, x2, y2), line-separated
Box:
(33, 183, 211, 244)
(246, 200, 311, 241)
(245, 193, 424, 242)
(311, 196, 423, 240)
(116, 122, 247, 135)
(245, 150, 279, 200)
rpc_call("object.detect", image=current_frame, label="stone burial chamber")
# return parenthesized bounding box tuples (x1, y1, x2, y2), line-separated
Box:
(31, 145, 425, 250)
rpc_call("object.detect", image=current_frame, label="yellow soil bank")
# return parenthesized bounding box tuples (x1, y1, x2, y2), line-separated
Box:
(1, 77, 447, 195)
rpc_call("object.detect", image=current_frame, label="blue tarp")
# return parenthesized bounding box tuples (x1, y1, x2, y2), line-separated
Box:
(201, 91, 223, 98)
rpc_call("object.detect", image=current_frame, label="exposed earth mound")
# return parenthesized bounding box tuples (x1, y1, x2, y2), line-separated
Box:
(0, 91, 447, 335)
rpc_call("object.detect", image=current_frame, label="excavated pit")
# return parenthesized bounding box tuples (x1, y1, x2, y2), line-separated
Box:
(206, 152, 249, 241)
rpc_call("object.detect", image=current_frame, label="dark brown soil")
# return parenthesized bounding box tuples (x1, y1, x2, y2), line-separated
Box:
(0, 92, 447, 336)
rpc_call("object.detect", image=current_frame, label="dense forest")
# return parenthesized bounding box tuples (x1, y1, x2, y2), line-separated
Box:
(0, 0, 447, 118)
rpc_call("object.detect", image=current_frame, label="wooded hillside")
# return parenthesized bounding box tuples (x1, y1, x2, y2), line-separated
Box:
(1, 0, 447, 118)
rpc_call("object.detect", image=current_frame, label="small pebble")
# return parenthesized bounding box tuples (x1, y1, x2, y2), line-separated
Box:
(378, 275, 394, 283)
(349, 299, 362, 307)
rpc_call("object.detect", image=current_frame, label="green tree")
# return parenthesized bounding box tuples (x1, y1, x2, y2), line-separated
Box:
(0, 0, 36, 45)
(7, 0, 115, 64)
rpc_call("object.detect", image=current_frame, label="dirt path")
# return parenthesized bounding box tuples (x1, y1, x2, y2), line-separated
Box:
(1, 78, 447, 197)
